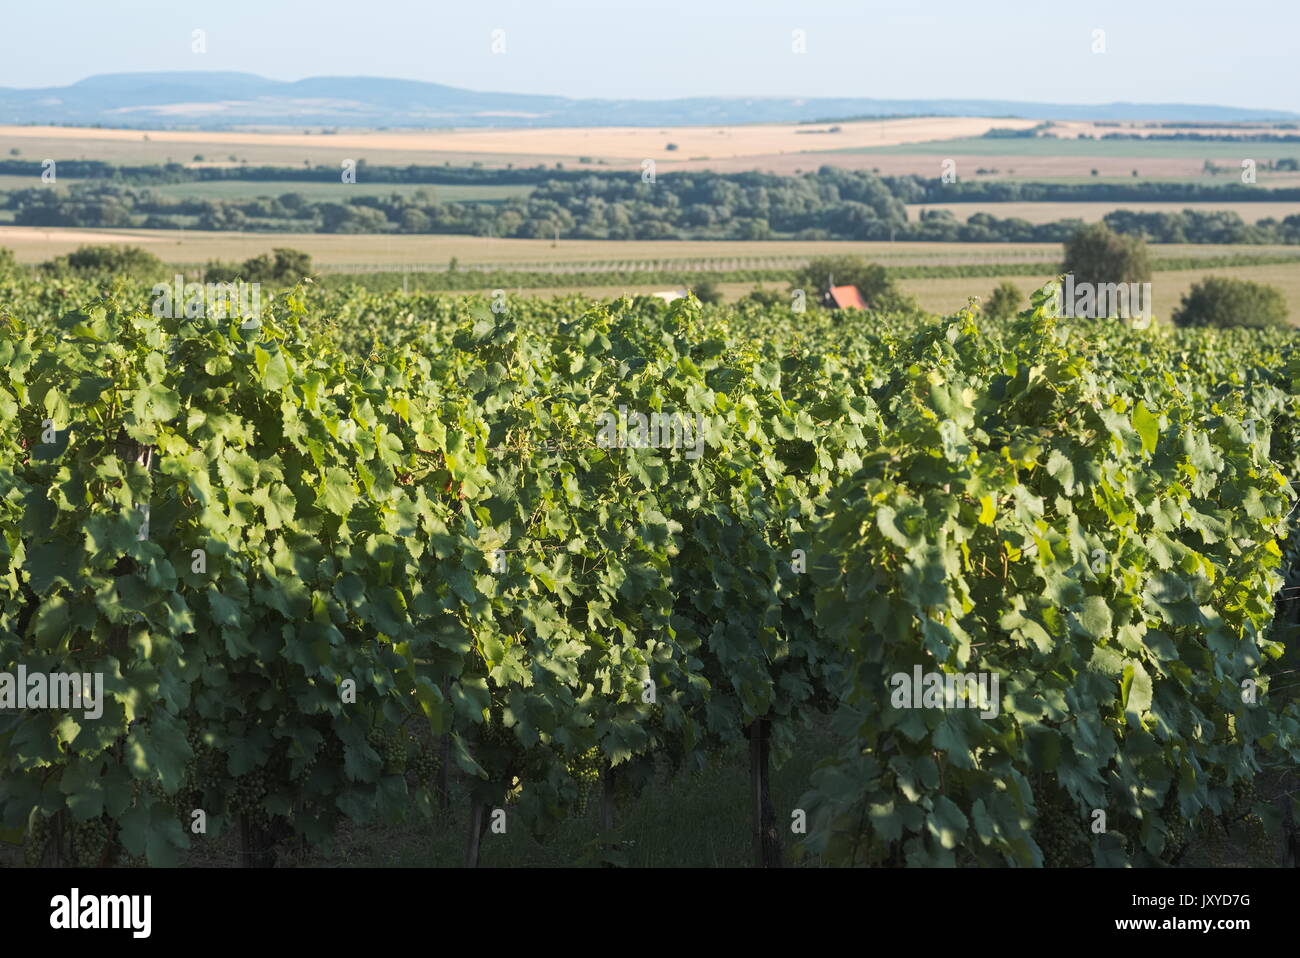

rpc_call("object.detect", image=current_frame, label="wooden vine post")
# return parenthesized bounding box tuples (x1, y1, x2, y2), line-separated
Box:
(748, 718, 783, 868)
(464, 796, 487, 868)
(437, 676, 451, 813)
(600, 765, 617, 833)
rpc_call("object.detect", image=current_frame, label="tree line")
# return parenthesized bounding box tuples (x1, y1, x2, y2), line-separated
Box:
(4, 164, 1300, 244)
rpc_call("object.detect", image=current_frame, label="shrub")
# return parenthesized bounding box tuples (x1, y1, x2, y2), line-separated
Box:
(1172, 276, 1290, 330)
(203, 248, 313, 285)
(1063, 222, 1151, 289)
(983, 281, 1022, 320)
(741, 286, 787, 308)
(691, 279, 724, 305)
(39, 245, 165, 281)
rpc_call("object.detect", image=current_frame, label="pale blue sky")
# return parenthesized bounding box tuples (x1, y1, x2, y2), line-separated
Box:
(1, 0, 1296, 111)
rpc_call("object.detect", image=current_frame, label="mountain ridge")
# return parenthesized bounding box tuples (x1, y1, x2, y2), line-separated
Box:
(2, 72, 1295, 128)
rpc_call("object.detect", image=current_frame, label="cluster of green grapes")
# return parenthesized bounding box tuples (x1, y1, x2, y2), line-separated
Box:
(568, 746, 602, 816)
(178, 725, 226, 805)
(1031, 778, 1090, 868)
(407, 730, 441, 787)
(478, 716, 527, 781)
(71, 816, 113, 866)
(23, 812, 51, 867)
(291, 739, 321, 783)
(367, 724, 407, 775)
(1160, 788, 1189, 862)
(1228, 778, 1275, 861)
(227, 767, 272, 829)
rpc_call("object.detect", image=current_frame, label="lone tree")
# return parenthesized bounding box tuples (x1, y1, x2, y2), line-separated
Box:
(1172, 276, 1290, 330)
(983, 280, 1022, 320)
(1062, 222, 1151, 289)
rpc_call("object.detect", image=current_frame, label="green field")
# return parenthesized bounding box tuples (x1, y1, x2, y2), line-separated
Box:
(844, 136, 1300, 160)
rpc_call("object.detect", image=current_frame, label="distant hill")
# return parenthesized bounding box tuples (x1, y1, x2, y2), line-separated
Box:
(1, 72, 1295, 128)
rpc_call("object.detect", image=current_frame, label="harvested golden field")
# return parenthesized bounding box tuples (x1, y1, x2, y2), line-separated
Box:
(0, 226, 1068, 267)
(906, 200, 1300, 224)
(0, 117, 1037, 170)
(673, 151, 1277, 179)
(3, 226, 1295, 274)
(1049, 120, 1300, 139)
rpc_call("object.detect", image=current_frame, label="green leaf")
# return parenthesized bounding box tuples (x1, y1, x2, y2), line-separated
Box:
(1131, 401, 1159, 455)
(927, 795, 969, 849)
(317, 467, 357, 516)
(1075, 595, 1113, 640)
(1121, 661, 1153, 727)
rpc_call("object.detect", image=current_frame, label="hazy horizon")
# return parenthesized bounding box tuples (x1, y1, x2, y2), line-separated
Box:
(0, 0, 1296, 113)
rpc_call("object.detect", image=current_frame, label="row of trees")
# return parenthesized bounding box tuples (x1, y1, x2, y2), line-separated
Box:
(14, 244, 315, 286)
(8, 172, 1300, 244)
(5, 157, 1298, 201)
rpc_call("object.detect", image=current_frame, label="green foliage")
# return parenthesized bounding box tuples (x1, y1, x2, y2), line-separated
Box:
(6, 159, 1300, 244)
(1172, 276, 1290, 330)
(690, 279, 724, 305)
(793, 256, 887, 302)
(39, 245, 165, 282)
(983, 281, 1022, 321)
(740, 287, 787, 308)
(2, 276, 1298, 868)
(802, 288, 1300, 866)
(204, 248, 314, 285)
(791, 256, 919, 314)
(1063, 222, 1152, 289)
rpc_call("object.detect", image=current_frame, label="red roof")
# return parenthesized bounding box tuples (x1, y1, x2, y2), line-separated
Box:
(828, 285, 867, 310)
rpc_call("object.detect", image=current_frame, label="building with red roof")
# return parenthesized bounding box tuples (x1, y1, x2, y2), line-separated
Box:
(823, 284, 867, 310)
